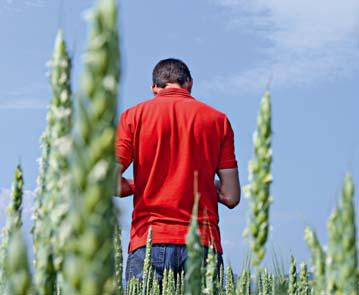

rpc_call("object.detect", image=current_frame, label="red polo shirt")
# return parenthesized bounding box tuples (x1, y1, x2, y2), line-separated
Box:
(116, 88, 237, 253)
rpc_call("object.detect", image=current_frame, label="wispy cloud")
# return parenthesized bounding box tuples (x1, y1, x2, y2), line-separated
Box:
(3, 0, 46, 7)
(205, 0, 359, 94)
(23, 0, 46, 8)
(0, 0, 46, 14)
(0, 99, 48, 109)
(0, 82, 49, 109)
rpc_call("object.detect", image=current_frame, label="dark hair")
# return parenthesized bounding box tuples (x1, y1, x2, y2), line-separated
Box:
(152, 58, 192, 88)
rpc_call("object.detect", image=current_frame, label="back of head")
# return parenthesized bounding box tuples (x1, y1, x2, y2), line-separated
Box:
(152, 58, 192, 88)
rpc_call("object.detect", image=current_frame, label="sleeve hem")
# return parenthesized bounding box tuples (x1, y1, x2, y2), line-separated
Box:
(217, 161, 238, 170)
(118, 156, 131, 171)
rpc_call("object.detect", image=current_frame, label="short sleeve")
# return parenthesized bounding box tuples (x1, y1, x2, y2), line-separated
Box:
(217, 117, 238, 170)
(116, 110, 134, 171)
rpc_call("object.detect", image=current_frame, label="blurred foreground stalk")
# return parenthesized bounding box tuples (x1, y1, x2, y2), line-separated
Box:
(244, 91, 273, 268)
(185, 176, 203, 295)
(62, 0, 120, 294)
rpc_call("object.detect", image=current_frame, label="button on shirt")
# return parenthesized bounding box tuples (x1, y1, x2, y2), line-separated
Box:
(116, 88, 238, 253)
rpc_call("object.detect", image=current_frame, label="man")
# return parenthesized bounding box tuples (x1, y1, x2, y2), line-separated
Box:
(116, 58, 241, 282)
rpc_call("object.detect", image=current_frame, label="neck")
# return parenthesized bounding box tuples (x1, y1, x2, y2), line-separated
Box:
(164, 83, 183, 89)
(152, 82, 192, 95)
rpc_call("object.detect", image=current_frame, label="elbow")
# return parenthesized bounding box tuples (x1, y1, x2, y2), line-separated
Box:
(227, 198, 240, 209)
(224, 193, 241, 209)
(226, 184, 241, 209)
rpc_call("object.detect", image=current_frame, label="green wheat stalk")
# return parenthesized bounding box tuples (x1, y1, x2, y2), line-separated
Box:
(337, 173, 357, 294)
(225, 266, 235, 295)
(175, 272, 182, 295)
(298, 263, 310, 295)
(62, 0, 120, 294)
(288, 256, 298, 295)
(1, 166, 32, 295)
(243, 91, 273, 268)
(326, 208, 341, 294)
(204, 245, 218, 295)
(142, 228, 153, 295)
(163, 269, 175, 295)
(236, 269, 251, 295)
(304, 227, 326, 295)
(326, 173, 357, 294)
(33, 29, 72, 295)
(262, 268, 271, 295)
(185, 193, 204, 295)
(114, 223, 123, 294)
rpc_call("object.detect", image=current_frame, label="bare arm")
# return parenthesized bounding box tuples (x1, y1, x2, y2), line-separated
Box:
(116, 111, 135, 198)
(117, 166, 134, 198)
(215, 168, 241, 209)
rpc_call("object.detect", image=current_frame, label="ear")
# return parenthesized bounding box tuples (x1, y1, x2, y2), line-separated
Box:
(151, 84, 159, 95)
(187, 80, 193, 93)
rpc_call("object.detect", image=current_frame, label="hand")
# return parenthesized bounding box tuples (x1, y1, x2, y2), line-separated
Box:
(214, 169, 241, 209)
(118, 177, 135, 198)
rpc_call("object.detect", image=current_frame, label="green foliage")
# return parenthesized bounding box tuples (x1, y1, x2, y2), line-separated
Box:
(7, 165, 24, 229)
(271, 249, 288, 294)
(226, 266, 235, 295)
(176, 272, 184, 295)
(1, 166, 32, 295)
(298, 263, 310, 295)
(339, 174, 358, 293)
(114, 224, 123, 295)
(244, 91, 273, 268)
(185, 193, 204, 295)
(326, 208, 341, 294)
(204, 245, 218, 295)
(236, 269, 251, 295)
(262, 269, 272, 295)
(262, 268, 272, 295)
(255, 270, 263, 295)
(288, 256, 298, 295)
(127, 278, 141, 295)
(47, 28, 73, 274)
(304, 227, 326, 294)
(219, 261, 225, 294)
(4, 230, 32, 295)
(142, 228, 153, 295)
(151, 278, 161, 295)
(31, 125, 53, 295)
(326, 173, 358, 295)
(163, 269, 176, 295)
(32, 130, 51, 255)
(33, 28, 73, 295)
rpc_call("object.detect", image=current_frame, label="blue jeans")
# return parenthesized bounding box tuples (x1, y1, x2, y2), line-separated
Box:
(125, 244, 223, 282)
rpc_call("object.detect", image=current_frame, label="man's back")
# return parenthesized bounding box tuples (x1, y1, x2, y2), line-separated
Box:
(117, 87, 237, 253)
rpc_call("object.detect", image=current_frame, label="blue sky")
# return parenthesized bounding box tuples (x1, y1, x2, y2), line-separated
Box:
(0, 0, 359, 272)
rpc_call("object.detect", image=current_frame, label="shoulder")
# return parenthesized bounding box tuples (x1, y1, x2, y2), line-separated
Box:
(191, 96, 228, 121)
(120, 97, 156, 119)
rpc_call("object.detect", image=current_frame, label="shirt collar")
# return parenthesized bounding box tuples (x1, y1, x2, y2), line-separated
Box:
(155, 87, 193, 99)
